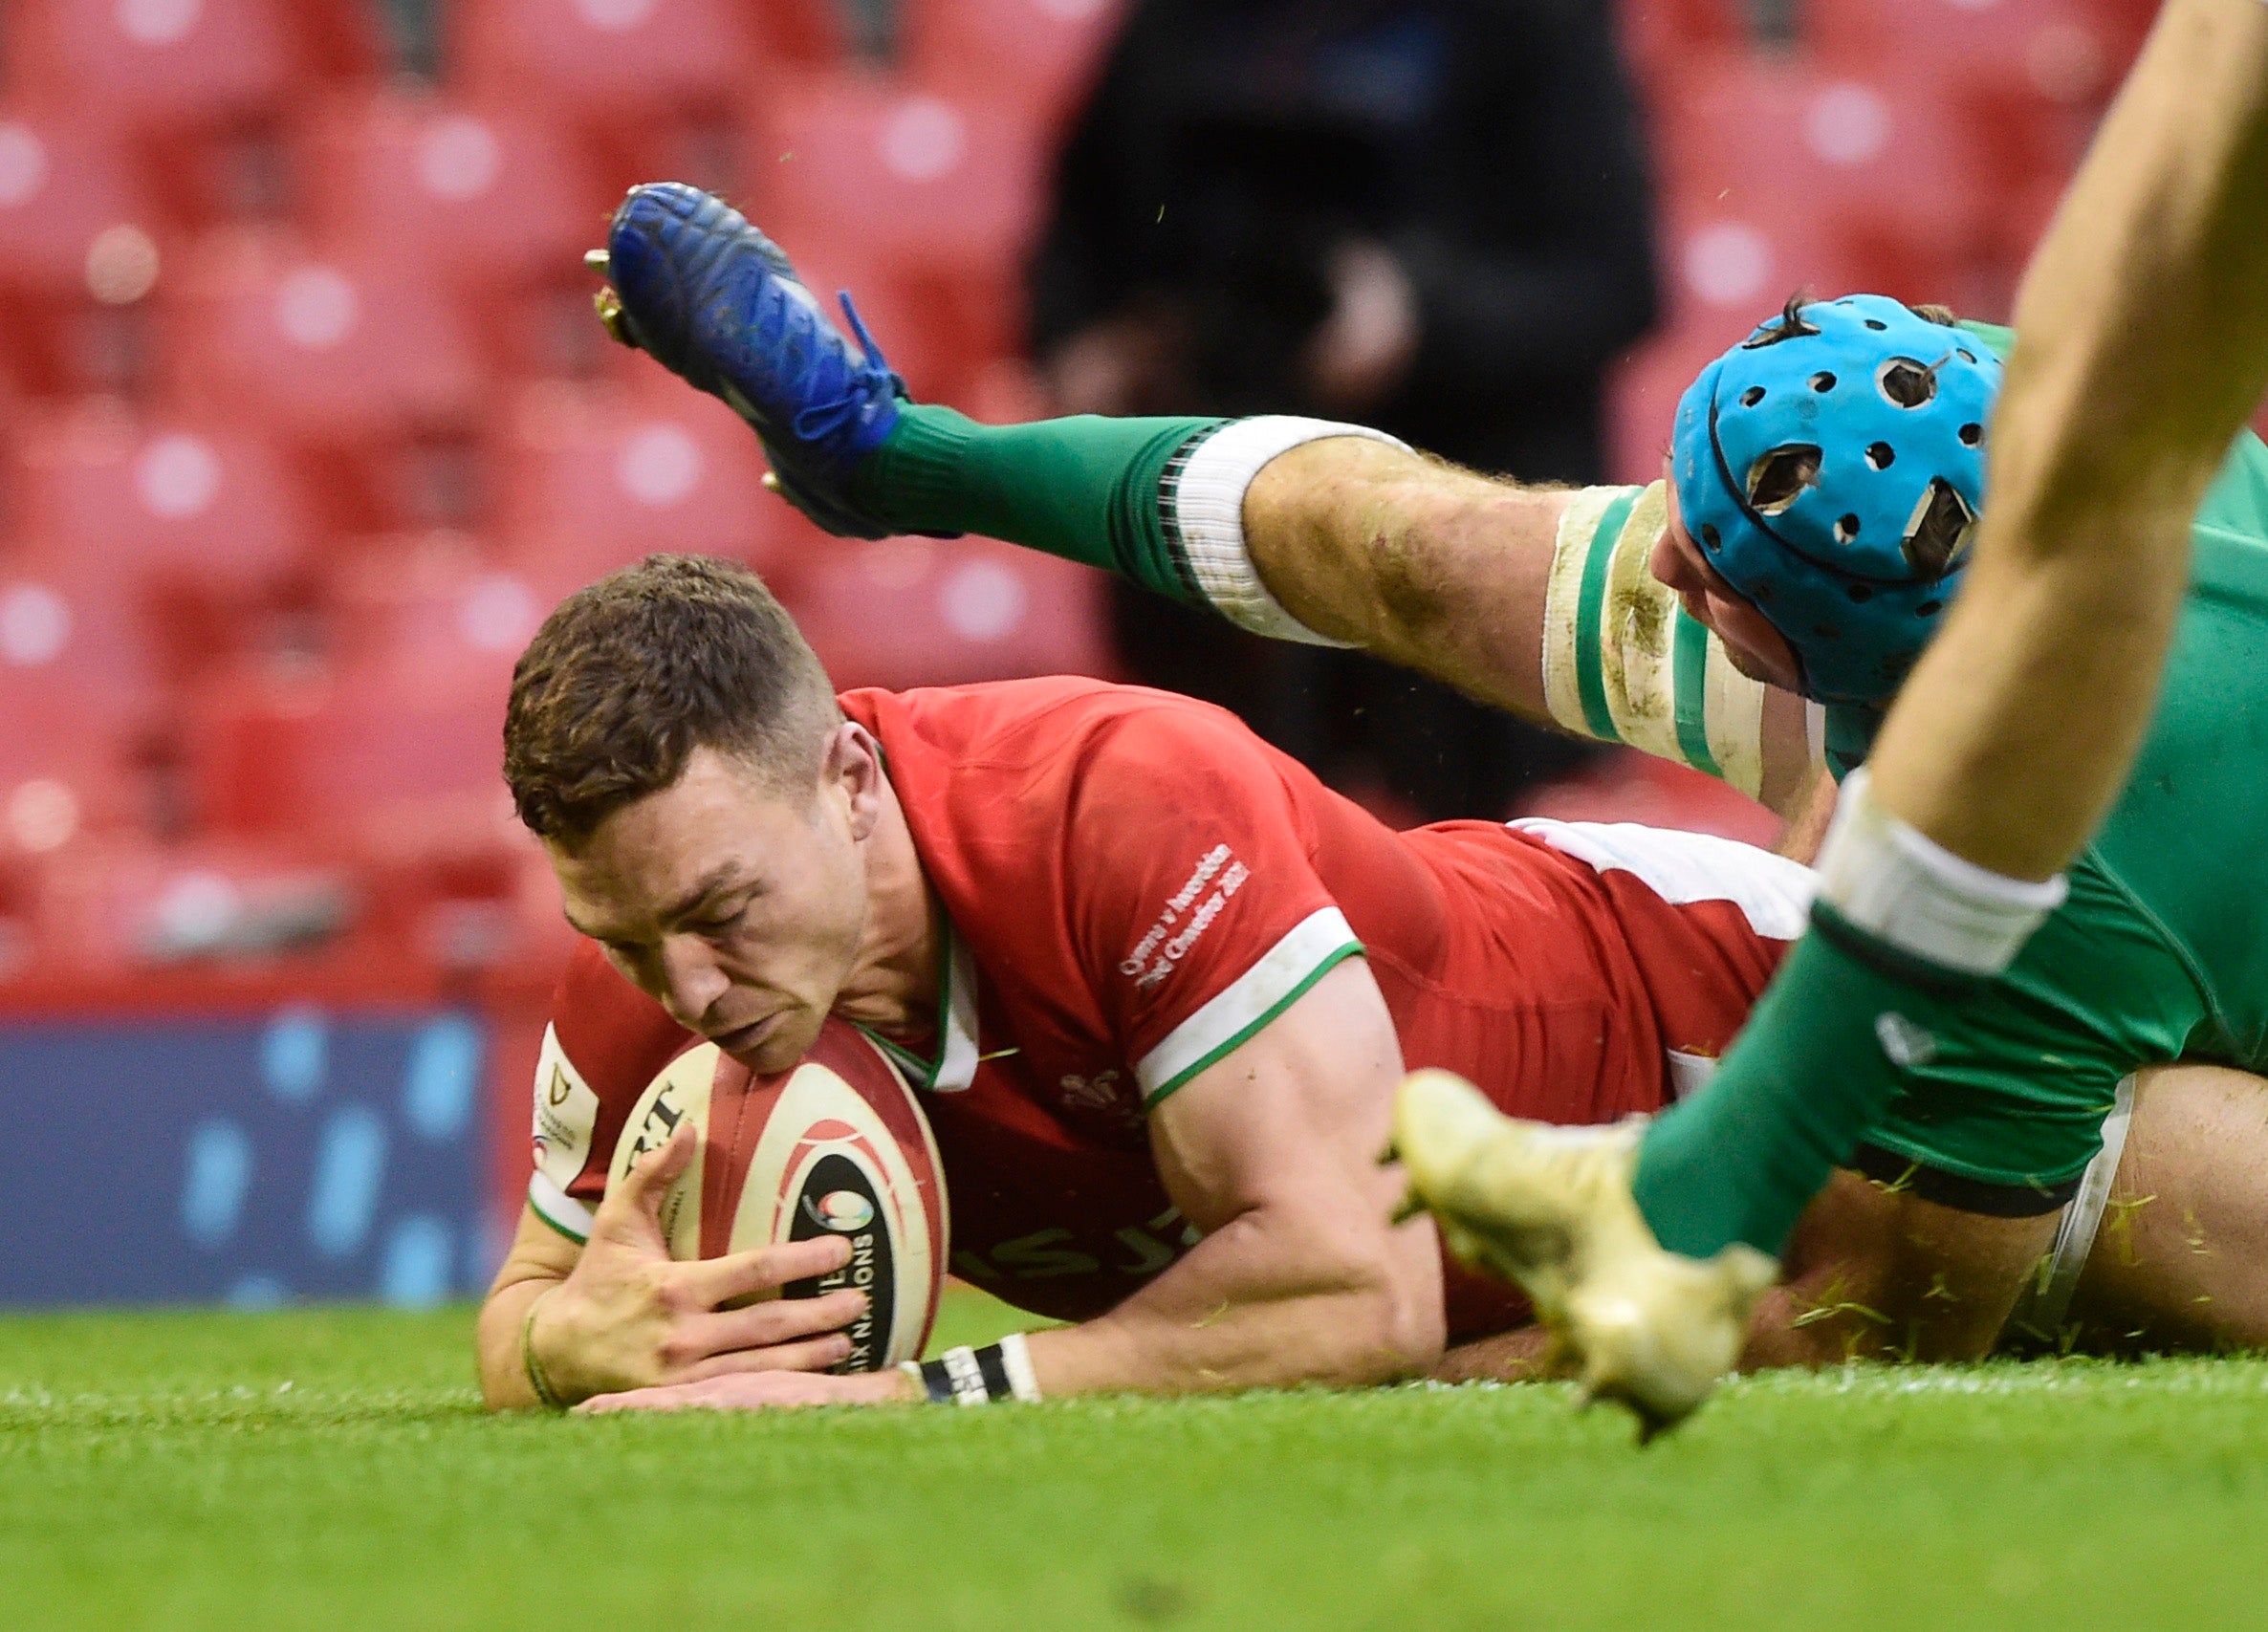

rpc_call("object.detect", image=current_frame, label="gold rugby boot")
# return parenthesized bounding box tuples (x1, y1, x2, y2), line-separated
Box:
(1390, 1068, 1777, 1439)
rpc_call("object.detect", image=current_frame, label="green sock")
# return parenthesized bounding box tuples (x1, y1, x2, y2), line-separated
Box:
(1630, 903, 1987, 1258)
(848, 404, 1227, 606)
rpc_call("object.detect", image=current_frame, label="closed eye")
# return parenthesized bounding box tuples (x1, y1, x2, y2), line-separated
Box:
(686, 895, 754, 935)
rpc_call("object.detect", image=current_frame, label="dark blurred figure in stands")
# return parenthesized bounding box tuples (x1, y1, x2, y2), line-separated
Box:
(1030, 0, 1658, 822)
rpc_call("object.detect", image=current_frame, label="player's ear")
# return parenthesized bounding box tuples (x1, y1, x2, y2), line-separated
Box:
(824, 722, 885, 840)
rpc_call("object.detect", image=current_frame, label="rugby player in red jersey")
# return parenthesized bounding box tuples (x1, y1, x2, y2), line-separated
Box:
(475, 555, 1808, 1411)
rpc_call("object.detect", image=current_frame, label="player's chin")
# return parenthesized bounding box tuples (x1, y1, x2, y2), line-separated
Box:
(1721, 633, 1799, 691)
(721, 1009, 824, 1077)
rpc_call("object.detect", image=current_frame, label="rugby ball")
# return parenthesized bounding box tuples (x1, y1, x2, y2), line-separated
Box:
(604, 1018, 948, 1372)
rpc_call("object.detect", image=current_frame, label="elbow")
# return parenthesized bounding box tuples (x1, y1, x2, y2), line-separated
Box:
(1331, 1259, 1448, 1386)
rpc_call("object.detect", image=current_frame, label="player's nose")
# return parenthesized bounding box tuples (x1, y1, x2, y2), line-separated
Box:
(653, 935, 732, 1028)
(1648, 527, 1697, 597)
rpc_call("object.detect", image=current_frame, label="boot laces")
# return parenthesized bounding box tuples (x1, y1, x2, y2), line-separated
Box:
(788, 291, 905, 444)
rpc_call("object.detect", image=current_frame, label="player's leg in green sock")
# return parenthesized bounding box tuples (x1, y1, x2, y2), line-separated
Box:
(848, 404, 1225, 605)
(1630, 902, 1986, 1257)
(1631, 763, 2070, 1259)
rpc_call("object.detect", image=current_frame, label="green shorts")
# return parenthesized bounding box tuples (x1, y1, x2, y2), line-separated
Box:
(1851, 855, 2207, 1201)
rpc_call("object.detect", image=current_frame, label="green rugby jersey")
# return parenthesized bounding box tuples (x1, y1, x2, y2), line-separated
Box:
(1828, 353, 2268, 1184)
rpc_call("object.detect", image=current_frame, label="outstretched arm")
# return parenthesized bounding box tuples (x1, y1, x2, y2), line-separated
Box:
(1868, 0, 2268, 881)
(848, 405, 1821, 813)
(1237, 437, 1821, 816)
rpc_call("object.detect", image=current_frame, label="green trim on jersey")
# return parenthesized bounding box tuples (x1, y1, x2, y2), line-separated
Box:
(530, 1202, 589, 1246)
(858, 917, 963, 1092)
(1142, 940, 1365, 1108)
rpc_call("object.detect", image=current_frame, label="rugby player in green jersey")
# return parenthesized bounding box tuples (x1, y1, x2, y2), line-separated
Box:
(1393, 0, 2268, 1428)
(580, 1, 2268, 1422)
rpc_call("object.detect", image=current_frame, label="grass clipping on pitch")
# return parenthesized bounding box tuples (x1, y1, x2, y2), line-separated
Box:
(4, 1300, 2267, 1631)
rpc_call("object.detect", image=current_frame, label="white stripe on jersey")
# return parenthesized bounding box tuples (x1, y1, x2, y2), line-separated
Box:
(1509, 817, 1818, 942)
(529, 1169, 595, 1243)
(1134, 906, 1363, 1101)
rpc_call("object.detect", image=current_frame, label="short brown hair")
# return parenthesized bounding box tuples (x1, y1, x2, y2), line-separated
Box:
(504, 555, 841, 843)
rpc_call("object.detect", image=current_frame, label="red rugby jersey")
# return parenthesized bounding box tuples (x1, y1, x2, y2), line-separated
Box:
(527, 678, 1809, 1338)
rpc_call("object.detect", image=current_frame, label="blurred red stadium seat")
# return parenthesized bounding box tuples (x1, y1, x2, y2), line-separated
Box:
(190, 533, 535, 840)
(0, 110, 157, 296)
(900, 0, 1124, 132)
(788, 534, 1113, 691)
(26, 832, 359, 972)
(449, 0, 755, 131)
(1613, 0, 1748, 91)
(7, 0, 295, 133)
(1653, 204, 1882, 329)
(1808, 0, 2117, 109)
(0, 542, 164, 845)
(9, 400, 309, 599)
(490, 379, 782, 586)
(297, 90, 602, 293)
(450, 0, 770, 192)
(1603, 321, 1748, 489)
(189, 652, 514, 834)
(744, 0, 852, 65)
(751, 78, 1045, 276)
(1806, 0, 2117, 270)
(1652, 52, 1977, 316)
(162, 228, 486, 480)
(0, 108, 167, 394)
(296, 88, 609, 377)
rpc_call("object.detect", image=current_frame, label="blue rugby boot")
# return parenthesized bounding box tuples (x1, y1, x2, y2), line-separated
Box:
(592, 183, 916, 540)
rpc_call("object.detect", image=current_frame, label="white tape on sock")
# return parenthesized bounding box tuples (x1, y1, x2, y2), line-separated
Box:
(1167, 416, 1407, 646)
(1816, 766, 2068, 975)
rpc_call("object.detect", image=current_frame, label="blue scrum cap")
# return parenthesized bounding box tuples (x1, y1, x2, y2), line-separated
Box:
(1670, 294, 2003, 705)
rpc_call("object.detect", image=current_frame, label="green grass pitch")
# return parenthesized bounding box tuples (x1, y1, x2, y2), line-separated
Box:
(6, 1291, 2268, 1632)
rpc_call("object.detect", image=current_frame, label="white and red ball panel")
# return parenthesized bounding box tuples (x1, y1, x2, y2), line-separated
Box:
(605, 1018, 948, 1371)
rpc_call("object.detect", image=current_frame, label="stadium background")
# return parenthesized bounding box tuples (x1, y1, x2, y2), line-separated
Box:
(0, 0, 2177, 1309)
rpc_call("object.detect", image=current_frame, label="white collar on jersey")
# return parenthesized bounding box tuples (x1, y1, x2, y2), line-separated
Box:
(860, 914, 981, 1094)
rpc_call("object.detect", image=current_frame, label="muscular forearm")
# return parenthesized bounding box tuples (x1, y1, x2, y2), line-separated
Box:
(1243, 436, 1569, 720)
(1023, 1207, 1444, 1397)
(1247, 450, 1821, 814)
(1870, 0, 2268, 879)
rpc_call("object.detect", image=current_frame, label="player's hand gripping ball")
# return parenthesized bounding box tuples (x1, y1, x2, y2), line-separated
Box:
(603, 1019, 949, 1371)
